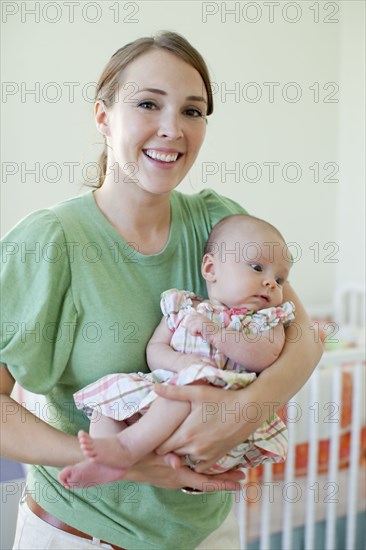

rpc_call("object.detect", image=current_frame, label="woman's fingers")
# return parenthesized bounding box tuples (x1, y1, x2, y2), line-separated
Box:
(154, 384, 225, 456)
(125, 451, 244, 491)
(165, 453, 183, 469)
(176, 466, 245, 493)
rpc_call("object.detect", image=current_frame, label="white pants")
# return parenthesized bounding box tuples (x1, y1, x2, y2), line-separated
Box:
(12, 497, 240, 550)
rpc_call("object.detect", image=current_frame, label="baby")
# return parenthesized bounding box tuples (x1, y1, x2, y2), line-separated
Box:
(59, 214, 295, 488)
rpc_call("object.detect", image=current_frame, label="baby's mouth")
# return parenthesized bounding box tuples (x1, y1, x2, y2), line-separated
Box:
(256, 295, 270, 303)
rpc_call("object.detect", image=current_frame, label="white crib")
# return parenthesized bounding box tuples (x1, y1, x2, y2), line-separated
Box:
(234, 284, 366, 550)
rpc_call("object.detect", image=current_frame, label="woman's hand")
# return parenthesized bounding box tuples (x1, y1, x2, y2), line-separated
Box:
(153, 383, 266, 473)
(125, 450, 245, 491)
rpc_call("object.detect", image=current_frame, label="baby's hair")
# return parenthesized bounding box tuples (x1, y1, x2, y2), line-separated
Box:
(204, 214, 286, 255)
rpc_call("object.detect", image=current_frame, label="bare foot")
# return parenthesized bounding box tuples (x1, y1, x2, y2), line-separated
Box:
(78, 430, 134, 468)
(58, 460, 127, 489)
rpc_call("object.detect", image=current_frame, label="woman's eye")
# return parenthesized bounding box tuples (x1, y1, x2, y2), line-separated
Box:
(275, 277, 283, 285)
(184, 108, 204, 118)
(251, 264, 262, 272)
(137, 101, 157, 110)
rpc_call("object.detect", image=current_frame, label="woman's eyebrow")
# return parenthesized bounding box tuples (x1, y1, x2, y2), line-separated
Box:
(136, 87, 207, 104)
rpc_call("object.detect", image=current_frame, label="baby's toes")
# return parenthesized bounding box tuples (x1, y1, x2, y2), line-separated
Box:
(58, 467, 73, 488)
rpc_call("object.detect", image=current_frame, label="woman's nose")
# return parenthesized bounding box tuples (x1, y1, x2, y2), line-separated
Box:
(157, 112, 183, 140)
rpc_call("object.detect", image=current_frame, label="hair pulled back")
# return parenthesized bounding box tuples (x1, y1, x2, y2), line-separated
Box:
(94, 31, 213, 188)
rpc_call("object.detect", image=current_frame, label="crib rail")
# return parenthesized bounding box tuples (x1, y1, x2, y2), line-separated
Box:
(334, 284, 366, 328)
(236, 348, 366, 550)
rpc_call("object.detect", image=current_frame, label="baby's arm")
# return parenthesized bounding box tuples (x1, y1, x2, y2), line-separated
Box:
(147, 317, 214, 373)
(185, 313, 285, 373)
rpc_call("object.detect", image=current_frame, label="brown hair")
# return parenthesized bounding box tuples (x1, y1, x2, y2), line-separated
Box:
(93, 31, 213, 188)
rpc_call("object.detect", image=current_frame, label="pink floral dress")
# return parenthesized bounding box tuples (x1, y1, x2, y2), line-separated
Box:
(74, 289, 295, 473)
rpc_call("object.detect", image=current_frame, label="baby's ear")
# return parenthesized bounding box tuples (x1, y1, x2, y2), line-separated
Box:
(201, 254, 216, 282)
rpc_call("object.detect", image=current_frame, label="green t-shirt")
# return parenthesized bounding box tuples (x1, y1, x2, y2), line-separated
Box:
(1, 188, 246, 549)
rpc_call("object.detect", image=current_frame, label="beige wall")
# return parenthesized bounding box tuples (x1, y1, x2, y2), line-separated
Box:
(2, 1, 365, 311)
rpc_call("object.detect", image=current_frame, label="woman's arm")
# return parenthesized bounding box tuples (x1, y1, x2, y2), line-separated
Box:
(0, 365, 82, 466)
(154, 283, 323, 471)
(0, 363, 244, 491)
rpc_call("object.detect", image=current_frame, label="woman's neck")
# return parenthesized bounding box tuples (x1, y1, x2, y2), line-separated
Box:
(94, 180, 172, 255)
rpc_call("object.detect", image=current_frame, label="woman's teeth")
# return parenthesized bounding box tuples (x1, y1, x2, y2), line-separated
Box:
(144, 150, 179, 163)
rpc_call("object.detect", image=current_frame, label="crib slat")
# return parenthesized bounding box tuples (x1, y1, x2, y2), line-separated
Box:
(325, 364, 342, 550)
(346, 362, 363, 549)
(281, 402, 297, 550)
(237, 347, 364, 550)
(238, 485, 247, 550)
(305, 368, 319, 550)
(349, 292, 358, 325)
(334, 283, 366, 326)
(259, 462, 272, 549)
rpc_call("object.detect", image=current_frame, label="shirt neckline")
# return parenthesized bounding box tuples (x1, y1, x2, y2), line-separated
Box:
(85, 189, 182, 266)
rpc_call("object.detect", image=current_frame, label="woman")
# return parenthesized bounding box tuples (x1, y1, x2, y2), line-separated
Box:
(0, 31, 323, 549)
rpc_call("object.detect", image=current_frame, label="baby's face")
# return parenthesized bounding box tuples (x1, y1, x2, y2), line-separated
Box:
(204, 223, 291, 311)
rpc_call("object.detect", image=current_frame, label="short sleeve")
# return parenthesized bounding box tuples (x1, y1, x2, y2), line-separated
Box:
(198, 189, 248, 228)
(253, 301, 296, 329)
(160, 288, 197, 331)
(0, 210, 78, 393)
(227, 301, 296, 333)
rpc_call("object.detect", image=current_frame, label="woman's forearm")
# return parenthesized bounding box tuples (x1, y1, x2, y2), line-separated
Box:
(0, 367, 244, 491)
(0, 364, 82, 467)
(0, 394, 82, 466)
(249, 283, 323, 407)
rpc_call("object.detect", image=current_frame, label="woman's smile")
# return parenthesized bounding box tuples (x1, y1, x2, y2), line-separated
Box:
(142, 148, 184, 167)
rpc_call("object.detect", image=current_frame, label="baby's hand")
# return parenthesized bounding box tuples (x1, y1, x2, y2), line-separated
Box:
(184, 312, 217, 339)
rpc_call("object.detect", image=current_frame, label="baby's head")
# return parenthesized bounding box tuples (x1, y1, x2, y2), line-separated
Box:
(202, 214, 292, 311)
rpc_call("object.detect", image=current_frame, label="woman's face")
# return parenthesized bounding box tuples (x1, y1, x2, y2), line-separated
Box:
(96, 48, 208, 196)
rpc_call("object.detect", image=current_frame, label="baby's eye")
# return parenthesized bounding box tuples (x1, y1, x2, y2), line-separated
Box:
(137, 101, 157, 110)
(251, 264, 262, 272)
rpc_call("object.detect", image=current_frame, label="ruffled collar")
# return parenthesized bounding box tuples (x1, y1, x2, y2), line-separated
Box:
(197, 301, 253, 316)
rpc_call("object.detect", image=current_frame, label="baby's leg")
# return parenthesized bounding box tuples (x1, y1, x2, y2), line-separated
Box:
(79, 396, 191, 469)
(88, 409, 127, 437)
(58, 411, 129, 489)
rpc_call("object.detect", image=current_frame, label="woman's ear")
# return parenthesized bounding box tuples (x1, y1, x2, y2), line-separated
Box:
(95, 100, 111, 137)
(201, 253, 216, 282)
